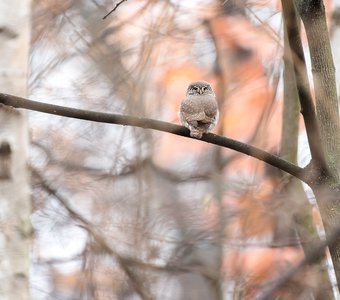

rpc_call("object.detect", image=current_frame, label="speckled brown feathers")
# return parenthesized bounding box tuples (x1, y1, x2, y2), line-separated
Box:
(180, 81, 219, 138)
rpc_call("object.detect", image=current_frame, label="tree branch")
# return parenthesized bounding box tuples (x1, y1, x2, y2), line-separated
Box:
(0, 93, 305, 182)
(102, 0, 128, 20)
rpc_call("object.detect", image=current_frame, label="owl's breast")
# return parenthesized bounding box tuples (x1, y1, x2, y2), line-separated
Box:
(181, 95, 217, 114)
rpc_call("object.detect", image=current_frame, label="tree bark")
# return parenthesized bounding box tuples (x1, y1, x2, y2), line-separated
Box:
(282, 20, 317, 255)
(330, 0, 340, 94)
(0, 1, 31, 299)
(295, 0, 340, 290)
(297, 0, 340, 179)
(282, 0, 328, 175)
(281, 24, 300, 164)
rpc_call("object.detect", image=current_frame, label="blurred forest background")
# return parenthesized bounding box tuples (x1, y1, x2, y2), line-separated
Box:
(3, 0, 340, 299)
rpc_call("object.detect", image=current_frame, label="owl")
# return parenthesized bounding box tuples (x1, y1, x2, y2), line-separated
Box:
(179, 81, 219, 139)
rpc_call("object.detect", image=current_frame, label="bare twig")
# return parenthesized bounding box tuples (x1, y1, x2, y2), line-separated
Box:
(102, 0, 128, 20)
(0, 93, 305, 182)
(32, 141, 212, 182)
(31, 167, 154, 300)
(32, 167, 218, 293)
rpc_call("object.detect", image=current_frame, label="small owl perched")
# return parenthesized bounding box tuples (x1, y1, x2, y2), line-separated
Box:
(180, 81, 219, 139)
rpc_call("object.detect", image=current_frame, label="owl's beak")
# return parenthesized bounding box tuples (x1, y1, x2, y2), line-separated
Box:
(199, 88, 203, 94)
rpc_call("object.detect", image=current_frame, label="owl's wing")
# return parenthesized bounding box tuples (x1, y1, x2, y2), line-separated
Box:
(201, 115, 217, 124)
(204, 101, 218, 117)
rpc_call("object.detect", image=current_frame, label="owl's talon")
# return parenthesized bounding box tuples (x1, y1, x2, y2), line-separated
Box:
(190, 131, 203, 139)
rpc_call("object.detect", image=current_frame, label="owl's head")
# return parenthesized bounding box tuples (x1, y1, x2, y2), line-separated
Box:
(186, 81, 214, 96)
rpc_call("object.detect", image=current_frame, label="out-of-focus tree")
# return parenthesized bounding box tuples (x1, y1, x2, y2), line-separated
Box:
(0, 1, 31, 299)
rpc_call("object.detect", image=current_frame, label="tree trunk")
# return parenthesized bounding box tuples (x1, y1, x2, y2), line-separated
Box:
(0, 1, 31, 299)
(330, 0, 340, 95)
(297, 0, 340, 178)
(296, 0, 340, 290)
(281, 20, 318, 256)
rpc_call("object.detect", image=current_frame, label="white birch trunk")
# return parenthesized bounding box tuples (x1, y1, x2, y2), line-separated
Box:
(0, 1, 31, 299)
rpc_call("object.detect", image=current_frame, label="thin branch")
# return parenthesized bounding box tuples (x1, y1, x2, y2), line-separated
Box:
(102, 0, 128, 20)
(0, 93, 305, 182)
(32, 140, 212, 182)
(255, 223, 340, 300)
(32, 167, 218, 289)
(31, 167, 154, 300)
